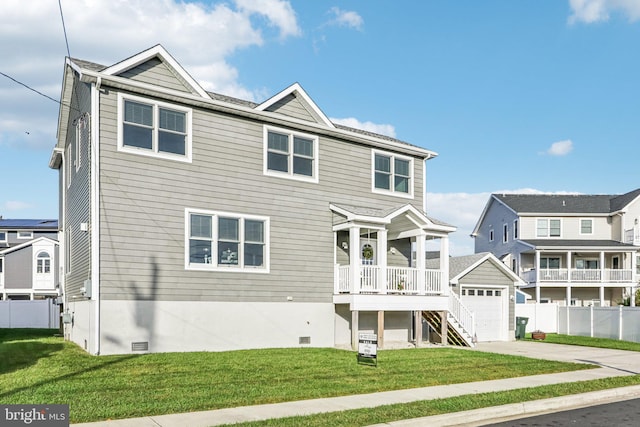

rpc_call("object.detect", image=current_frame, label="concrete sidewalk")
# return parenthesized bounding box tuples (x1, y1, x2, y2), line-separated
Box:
(72, 342, 640, 427)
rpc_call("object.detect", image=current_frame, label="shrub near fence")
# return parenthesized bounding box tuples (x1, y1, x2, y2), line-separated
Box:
(0, 299, 60, 328)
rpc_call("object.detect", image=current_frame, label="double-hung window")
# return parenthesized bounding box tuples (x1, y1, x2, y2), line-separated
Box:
(536, 218, 561, 238)
(17, 231, 33, 239)
(186, 209, 269, 272)
(264, 126, 318, 182)
(372, 150, 413, 197)
(0, 231, 6, 244)
(580, 219, 593, 235)
(118, 94, 192, 161)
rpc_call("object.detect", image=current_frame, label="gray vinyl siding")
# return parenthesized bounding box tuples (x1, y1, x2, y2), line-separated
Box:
(96, 83, 426, 303)
(5, 247, 32, 289)
(457, 260, 515, 330)
(64, 77, 93, 297)
(0, 230, 56, 246)
(118, 58, 193, 94)
(264, 94, 321, 123)
(475, 198, 518, 255)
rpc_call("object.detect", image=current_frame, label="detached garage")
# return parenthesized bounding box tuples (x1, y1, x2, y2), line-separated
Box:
(448, 253, 524, 342)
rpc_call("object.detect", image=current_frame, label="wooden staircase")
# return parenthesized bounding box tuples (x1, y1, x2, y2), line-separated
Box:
(422, 293, 476, 347)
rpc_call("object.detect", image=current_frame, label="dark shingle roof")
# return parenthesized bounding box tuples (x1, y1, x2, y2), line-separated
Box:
(495, 189, 640, 214)
(0, 219, 58, 229)
(521, 239, 636, 249)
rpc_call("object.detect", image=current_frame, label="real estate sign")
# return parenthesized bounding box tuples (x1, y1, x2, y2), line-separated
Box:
(357, 333, 377, 366)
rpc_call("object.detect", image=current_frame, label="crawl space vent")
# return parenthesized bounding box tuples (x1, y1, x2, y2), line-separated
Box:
(131, 342, 149, 351)
(298, 336, 311, 345)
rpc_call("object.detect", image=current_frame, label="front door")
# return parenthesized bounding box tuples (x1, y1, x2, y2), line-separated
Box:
(360, 239, 377, 265)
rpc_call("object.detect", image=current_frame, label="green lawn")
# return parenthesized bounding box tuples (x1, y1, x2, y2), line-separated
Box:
(0, 329, 593, 423)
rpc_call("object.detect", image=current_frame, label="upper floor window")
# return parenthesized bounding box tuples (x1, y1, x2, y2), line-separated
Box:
(536, 219, 561, 238)
(489, 229, 494, 242)
(0, 231, 6, 243)
(264, 126, 318, 183)
(36, 251, 51, 274)
(513, 220, 518, 239)
(118, 94, 192, 162)
(186, 209, 269, 272)
(580, 219, 593, 235)
(502, 224, 508, 243)
(17, 231, 33, 239)
(372, 150, 413, 197)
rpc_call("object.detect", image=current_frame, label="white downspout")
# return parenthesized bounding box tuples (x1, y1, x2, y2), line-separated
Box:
(91, 82, 101, 355)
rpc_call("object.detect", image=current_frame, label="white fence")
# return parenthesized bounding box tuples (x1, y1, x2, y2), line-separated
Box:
(0, 299, 60, 329)
(515, 303, 559, 333)
(515, 303, 640, 343)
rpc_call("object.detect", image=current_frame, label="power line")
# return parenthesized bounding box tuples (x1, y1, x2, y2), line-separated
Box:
(0, 71, 63, 106)
(58, 0, 71, 59)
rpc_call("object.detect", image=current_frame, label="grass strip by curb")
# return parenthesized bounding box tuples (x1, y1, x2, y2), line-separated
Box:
(223, 375, 640, 426)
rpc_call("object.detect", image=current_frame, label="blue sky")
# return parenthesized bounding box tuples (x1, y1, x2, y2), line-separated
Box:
(1, 0, 639, 255)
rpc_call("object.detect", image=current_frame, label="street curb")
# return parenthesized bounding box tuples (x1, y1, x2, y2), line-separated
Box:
(367, 384, 640, 427)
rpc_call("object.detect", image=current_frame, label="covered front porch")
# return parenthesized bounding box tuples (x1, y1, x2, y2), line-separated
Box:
(518, 245, 638, 306)
(330, 203, 473, 349)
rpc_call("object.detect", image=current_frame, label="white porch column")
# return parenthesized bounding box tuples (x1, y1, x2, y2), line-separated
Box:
(440, 236, 450, 296)
(599, 286, 605, 307)
(377, 229, 388, 294)
(566, 251, 572, 283)
(535, 250, 541, 302)
(415, 233, 426, 294)
(566, 285, 572, 307)
(600, 251, 605, 282)
(632, 253, 637, 307)
(351, 310, 359, 350)
(349, 226, 360, 294)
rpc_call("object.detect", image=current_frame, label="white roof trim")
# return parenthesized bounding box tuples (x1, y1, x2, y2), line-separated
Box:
(101, 45, 211, 99)
(0, 236, 59, 255)
(451, 253, 525, 285)
(255, 83, 334, 128)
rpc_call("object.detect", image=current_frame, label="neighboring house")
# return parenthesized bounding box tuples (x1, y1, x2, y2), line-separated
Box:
(427, 252, 523, 342)
(0, 218, 60, 300)
(49, 45, 468, 355)
(472, 190, 640, 307)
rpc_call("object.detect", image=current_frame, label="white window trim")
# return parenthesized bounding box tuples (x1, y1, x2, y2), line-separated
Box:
(17, 231, 33, 239)
(371, 149, 414, 199)
(0, 231, 6, 243)
(117, 93, 193, 163)
(536, 218, 562, 238)
(35, 250, 52, 275)
(579, 218, 594, 235)
(513, 219, 518, 239)
(185, 208, 270, 273)
(502, 223, 508, 243)
(263, 125, 319, 183)
(489, 228, 494, 242)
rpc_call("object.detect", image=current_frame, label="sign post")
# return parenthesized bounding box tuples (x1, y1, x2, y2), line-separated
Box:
(357, 333, 378, 366)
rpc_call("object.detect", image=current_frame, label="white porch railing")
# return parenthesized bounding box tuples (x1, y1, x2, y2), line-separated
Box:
(448, 291, 475, 339)
(521, 268, 634, 284)
(335, 265, 445, 295)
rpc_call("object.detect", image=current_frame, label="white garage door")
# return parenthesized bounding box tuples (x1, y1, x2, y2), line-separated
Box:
(461, 287, 507, 342)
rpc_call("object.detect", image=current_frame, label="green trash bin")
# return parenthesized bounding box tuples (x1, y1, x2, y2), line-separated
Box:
(515, 317, 529, 340)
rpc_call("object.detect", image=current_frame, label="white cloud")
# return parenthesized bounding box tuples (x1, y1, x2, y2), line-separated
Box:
(326, 7, 364, 31)
(547, 139, 574, 156)
(2, 200, 33, 212)
(0, 0, 301, 150)
(330, 117, 396, 138)
(568, 0, 640, 23)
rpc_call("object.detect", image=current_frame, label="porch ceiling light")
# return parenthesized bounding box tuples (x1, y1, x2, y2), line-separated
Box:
(341, 241, 348, 250)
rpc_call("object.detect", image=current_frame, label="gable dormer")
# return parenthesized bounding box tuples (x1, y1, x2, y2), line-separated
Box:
(256, 83, 334, 127)
(102, 45, 211, 99)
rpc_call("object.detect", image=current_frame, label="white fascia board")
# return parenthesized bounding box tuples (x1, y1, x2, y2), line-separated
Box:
(470, 195, 496, 237)
(101, 45, 210, 99)
(0, 237, 59, 255)
(255, 82, 334, 128)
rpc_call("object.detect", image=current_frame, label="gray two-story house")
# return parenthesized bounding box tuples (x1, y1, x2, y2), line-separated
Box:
(472, 191, 640, 307)
(49, 45, 469, 355)
(0, 218, 59, 300)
